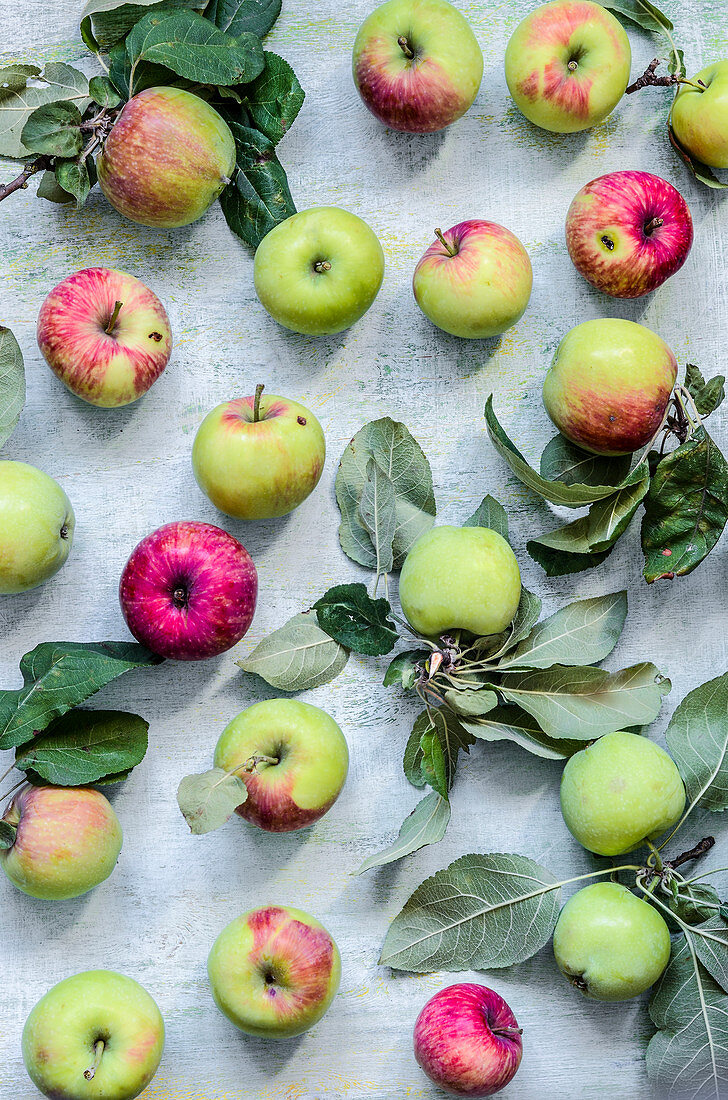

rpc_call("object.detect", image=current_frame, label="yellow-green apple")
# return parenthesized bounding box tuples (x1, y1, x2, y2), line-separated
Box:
(192, 386, 326, 520)
(119, 520, 257, 660)
(560, 730, 685, 856)
(542, 318, 678, 455)
(505, 0, 631, 133)
(0, 784, 122, 900)
(553, 882, 671, 1000)
(0, 461, 74, 595)
(253, 206, 384, 336)
(671, 61, 728, 168)
(213, 698, 349, 832)
(352, 0, 483, 133)
(207, 905, 341, 1037)
(413, 221, 532, 338)
(98, 86, 236, 228)
(414, 983, 523, 1097)
(37, 268, 172, 407)
(566, 171, 693, 298)
(399, 526, 521, 637)
(22, 969, 164, 1100)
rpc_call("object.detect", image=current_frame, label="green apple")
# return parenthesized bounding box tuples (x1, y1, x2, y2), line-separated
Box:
(253, 206, 385, 336)
(213, 698, 349, 831)
(671, 61, 728, 169)
(542, 318, 677, 456)
(208, 905, 341, 1037)
(192, 387, 326, 520)
(0, 461, 75, 594)
(505, 0, 631, 133)
(399, 526, 522, 637)
(560, 730, 685, 856)
(22, 969, 164, 1100)
(553, 882, 671, 1000)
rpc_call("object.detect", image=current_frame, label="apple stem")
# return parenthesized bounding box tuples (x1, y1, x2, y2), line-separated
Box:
(666, 836, 715, 870)
(644, 217, 664, 236)
(237, 754, 279, 775)
(253, 383, 265, 423)
(434, 228, 457, 257)
(397, 35, 414, 60)
(105, 300, 123, 336)
(84, 1040, 104, 1081)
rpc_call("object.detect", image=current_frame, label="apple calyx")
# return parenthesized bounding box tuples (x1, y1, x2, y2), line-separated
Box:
(397, 34, 415, 60)
(567, 60, 578, 72)
(104, 300, 123, 336)
(172, 584, 190, 610)
(434, 228, 458, 257)
(84, 1039, 105, 1081)
(313, 260, 332, 274)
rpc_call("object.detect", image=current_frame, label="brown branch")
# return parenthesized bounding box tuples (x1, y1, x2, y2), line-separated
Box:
(0, 155, 53, 203)
(666, 836, 716, 870)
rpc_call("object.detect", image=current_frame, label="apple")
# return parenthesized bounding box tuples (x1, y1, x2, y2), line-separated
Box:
(22, 969, 164, 1100)
(553, 882, 671, 1000)
(253, 206, 384, 336)
(213, 698, 349, 832)
(413, 221, 532, 338)
(37, 268, 172, 408)
(414, 983, 523, 1097)
(192, 386, 326, 520)
(98, 86, 236, 228)
(671, 61, 728, 169)
(542, 318, 678, 455)
(0, 461, 74, 595)
(566, 171, 693, 298)
(207, 905, 341, 1037)
(119, 520, 257, 660)
(399, 526, 522, 637)
(560, 730, 686, 856)
(0, 784, 122, 900)
(505, 0, 631, 133)
(352, 0, 483, 133)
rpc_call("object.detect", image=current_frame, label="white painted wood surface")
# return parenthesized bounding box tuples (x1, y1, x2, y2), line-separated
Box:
(1, 0, 727, 1095)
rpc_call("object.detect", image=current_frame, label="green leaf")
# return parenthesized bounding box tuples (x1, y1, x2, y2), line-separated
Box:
(246, 51, 304, 144)
(21, 101, 83, 157)
(0, 641, 162, 751)
(540, 435, 632, 488)
(0, 327, 25, 449)
(384, 649, 428, 689)
(336, 418, 436, 571)
(0, 64, 41, 99)
(444, 689, 499, 718)
(219, 122, 295, 248)
(357, 459, 396, 577)
(177, 767, 247, 834)
(355, 793, 450, 875)
(82, 0, 205, 50)
(684, 363, 726, 417)
(418, 708, 475, 798)
(237, 611, 349, 691)
(642, 428, 728, 583)
(0, 63, 89, 158)
(601, 0, 673, 34)
(380, 852, 561, 972)
(207, 0, 281, 37)
(313, 583, 398, 657)
(670, 883, 723, 927)
(403, 720, 427, 789)
(36, 169, 74, 203)
(55, 158, 95, 205)
(463, 494, 509, 540)
(14, 710, 148, 785)
(668, 47, 686, 79)
(497, 591, 628, 671)
(489, 588, 542, 660)
(0, 820, 17, 849)
(88, 75, 122, 108)
(463, 705, 584, 760)
(669, 123, 728, 190)
(683, 917, 728, 993)
(665, 670, 728, 814)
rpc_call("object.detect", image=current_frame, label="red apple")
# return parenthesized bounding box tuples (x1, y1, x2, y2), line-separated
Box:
(566, 171, 694, 298)
(37, 268, 172, 407)
(414, 984, 523, 1097)
(119, 521, 257, 660)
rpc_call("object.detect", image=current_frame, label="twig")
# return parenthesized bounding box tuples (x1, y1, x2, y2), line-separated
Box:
(665, 836, 715, 870)
(0, 155, 52, 202)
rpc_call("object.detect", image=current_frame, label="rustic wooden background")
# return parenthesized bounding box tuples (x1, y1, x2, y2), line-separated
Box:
(1, 0, 727, 1096)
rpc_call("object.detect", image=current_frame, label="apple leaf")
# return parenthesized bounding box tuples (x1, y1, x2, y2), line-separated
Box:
(32, 170, 73, 202)
(313, 583, 398, 657)
(665, 670, 728, 815)
(54, 157, 97, 206)
(463, 494, 509, 540)
(177, 767, 247, 834)
(444, 689, 499, 718)
(0, 327, 25, 450)
(0, 64, 41, 98)
(665, 882, 724, 930)
(383, 649, 428, 690)
(403, 720, 427, 789)
(21, 101, 83, 157)
(496, 591, 628, 672)
(357, 459, 396, 577)
(463, 705, 584, 760)
(417, 708, 475, 799)
(0, 63, 89, 159)
(355, 792, 451, 875)
(601, 0, 674, 34)
(487, 588, 543, 661)
(81, 0, 205, 50)
(682, 917, 728, 994)
(684, 363, 726, 418)
(88, 74, 122, 108)
(219, 122, 296, 248)
(0, 821, 17, 849)
(379, 852, 561, 972)
(14, 710, 149, 785)
(206, 0, 281, 38)
(238, 611, 349, 692)
(669, 123, 728, 190)
(246, 52, 305, 144)
(539, 435, 633, 488)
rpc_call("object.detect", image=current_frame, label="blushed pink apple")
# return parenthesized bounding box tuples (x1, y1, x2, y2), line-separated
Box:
(352, 0, 483, 133)
(0, 784, 122, 900)
(413, 221, 533, 338)
(566, 171, 693, 298)
(37, 268, 172, 407)
(207, 905, 341, 1037)
(119, 521, 257, 660)
(98, 86, 236, 228)
(414, 984, 523, 1096)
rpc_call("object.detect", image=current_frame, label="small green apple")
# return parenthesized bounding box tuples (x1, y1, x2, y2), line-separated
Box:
(399, 525, 522, 637)
(208, 904, 341, 1037)
(671, 60, 728, 169)
(22, 969, 164, 1100)
(553, 882, 671, 1000)
(253, 206, 385, 336)
(560, 730, 685, 856)
(0, 461, 74, 594)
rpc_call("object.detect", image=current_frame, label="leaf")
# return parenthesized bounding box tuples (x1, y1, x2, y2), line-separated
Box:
(36, 169, 74, 203)
(207, 0, 281, 36)
(88, 75, 122, 108)
(490, 588, 542, 659)
(0, 327, 25, 449)
(418, 709, 475, 799)
(55, 158, 95, 205)
(246, 51, 305, 144)
(355, 793, 450, 875)
(601, 0, 673, 34)
(497, 591, 628, 671)
(684, 918, 728, 993)
(669, 123, 728, 190)
(642, 428, 728, 583)
(358, 459, 396, 577)
(177, 767, 247, 835)
(336, 418, 436, 571)
(665, 670, 728, 814)
(0, 63, 89, 159)
(539, 435, 632, 488)
(0, 820, 17, 848)
(0, 642, 163, 752)
(238, 612, 349, 691)
(444, 689, 499, 718)
(21, 101, 83, 157)
(685, 363, 726, 418)
(462, 494, 509, 540)
(82, 0, 205, 50)
(380, 852, 561, 972)
(464, 705, 583, 760)
(384, 649, 427, 690)
(219, 122, 295, 248)
(0, 64, 41, 98)
(14, 710, 148, 785)
(670, 883, 723, 927)
(313, 583, 397, 657)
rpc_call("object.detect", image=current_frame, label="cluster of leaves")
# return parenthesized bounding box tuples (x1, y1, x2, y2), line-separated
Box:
(379, 669, 728, 1098)
(0, 0, 303, 245)
(486, 365, 728, 584)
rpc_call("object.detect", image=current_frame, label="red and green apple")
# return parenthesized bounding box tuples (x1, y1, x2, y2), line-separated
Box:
(0, 461, 74, 595)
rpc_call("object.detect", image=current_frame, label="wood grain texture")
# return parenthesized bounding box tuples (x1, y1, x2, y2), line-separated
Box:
(1, 0, 727, 1095)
